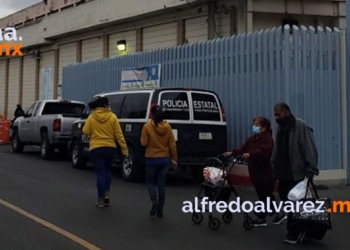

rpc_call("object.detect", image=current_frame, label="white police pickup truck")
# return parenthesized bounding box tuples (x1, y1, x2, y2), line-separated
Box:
(12, 99, 86, 160)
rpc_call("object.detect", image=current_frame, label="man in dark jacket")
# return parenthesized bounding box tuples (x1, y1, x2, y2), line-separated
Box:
(11, 104, 25, 128)
(271, 103, 319, 244)
(14, 104, 25, 118)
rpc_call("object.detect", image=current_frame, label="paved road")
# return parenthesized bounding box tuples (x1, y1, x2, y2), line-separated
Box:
(0, 145, 349, 250)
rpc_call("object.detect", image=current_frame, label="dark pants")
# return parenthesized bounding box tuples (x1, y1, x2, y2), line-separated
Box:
(90, 147, 116, 198)
(145, 163, 170, 208)
(278, 179, 304, 236)
(251, 179, 276, 219)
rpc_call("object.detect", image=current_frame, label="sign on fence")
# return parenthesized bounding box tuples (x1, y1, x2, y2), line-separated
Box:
(121, 64, 161, 90)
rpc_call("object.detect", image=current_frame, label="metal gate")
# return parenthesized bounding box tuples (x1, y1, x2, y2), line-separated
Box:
(62, 25, 342, 171)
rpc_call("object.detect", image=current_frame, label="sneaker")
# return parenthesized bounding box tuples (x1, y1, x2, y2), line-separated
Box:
(156, 208, 163, 218)
(284, 232, 298, 244)
(253, 219, 267, 227)
(284, 231, 305, 244)
(150, 203, 158, 216)
(272, 214, 287, 225)
(95, 199, 104, 208)
(104, 197, 110, 207)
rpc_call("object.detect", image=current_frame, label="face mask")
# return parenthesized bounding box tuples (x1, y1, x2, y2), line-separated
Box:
(252, 126, 261, 134)
(276, 116, 289, 126)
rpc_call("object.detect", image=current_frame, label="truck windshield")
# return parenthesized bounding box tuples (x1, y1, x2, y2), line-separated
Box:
(41, 102, 86, 117)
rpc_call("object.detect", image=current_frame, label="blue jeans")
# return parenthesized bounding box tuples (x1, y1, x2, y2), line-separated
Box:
(90, 147, 116, 198)
(145, 163, 170, 208)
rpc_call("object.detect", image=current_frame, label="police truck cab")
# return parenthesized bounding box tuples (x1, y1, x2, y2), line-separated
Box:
(68, 88, 228, 182)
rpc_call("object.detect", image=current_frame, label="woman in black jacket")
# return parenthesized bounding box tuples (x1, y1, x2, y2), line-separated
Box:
(224, 116, 276, 227)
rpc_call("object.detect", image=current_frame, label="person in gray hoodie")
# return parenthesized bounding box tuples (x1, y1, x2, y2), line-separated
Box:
(270, 103, 319, 244)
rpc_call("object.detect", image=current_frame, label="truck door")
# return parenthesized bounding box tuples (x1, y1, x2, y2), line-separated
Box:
(28, 101, 42, 143)
(20, 103, 37, 142)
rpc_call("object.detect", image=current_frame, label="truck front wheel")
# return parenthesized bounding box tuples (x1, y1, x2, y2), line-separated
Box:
(11, 130, 25, 153)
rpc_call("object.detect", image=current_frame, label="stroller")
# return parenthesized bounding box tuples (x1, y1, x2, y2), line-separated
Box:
(191, 154, 254, 231)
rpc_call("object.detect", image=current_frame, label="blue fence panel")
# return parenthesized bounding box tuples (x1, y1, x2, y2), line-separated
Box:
(62, 25, 342, 170)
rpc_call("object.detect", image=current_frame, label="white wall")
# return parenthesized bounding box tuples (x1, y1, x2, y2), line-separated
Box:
(81, 37, 103, 62)
(215, 12, 231, 38)
(15, 0, 187, 48)
(186, 16, 208, 43)
(59, 43, 77, 86)
(253, 12, 335, 31)
(7, 58, 20, 117)
(22, 56, 36, 109)
(0, 61, 6, 117)
(143, 22, 177, 51)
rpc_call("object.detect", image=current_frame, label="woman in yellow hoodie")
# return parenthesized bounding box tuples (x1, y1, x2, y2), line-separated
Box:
(82, 96, 129, 208)
(141, 105, 177, 218)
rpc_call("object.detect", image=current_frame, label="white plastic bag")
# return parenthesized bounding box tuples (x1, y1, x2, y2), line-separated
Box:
(203, 167, 226, 185)
(288, 179, 313, 201)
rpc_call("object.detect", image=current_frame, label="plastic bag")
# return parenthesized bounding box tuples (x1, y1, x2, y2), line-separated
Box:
(203, 167, 226, 185)
(288, 179, 312, 201)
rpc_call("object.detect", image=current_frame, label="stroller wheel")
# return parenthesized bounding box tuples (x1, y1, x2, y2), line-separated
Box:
(222, 211, 233, 224)
(208, 218, 221, 230)
(243, 218, 254, 230)
(191, 213, 203, 224)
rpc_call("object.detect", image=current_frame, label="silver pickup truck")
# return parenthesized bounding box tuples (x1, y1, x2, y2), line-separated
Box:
(11, 99, 86, 160)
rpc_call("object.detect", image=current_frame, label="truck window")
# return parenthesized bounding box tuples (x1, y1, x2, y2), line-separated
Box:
(33, 102, 42, 117)
(41, 102, 86, 117)
(107, 94, 125, 117)
(26, 103, 36, 117)
(120, 93, 150, 119)
(159, 91, 190, 120)
(191, 92, 221, 121)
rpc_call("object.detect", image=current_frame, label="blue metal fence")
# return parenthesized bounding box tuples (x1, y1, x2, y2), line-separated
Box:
(62, 25, 342, 170)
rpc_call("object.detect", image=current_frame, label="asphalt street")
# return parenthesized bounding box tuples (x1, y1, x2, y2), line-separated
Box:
(0, 145, 349, 250)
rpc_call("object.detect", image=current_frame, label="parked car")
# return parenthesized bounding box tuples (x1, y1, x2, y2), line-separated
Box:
(11, 99, 86, 160)
(68, 88, 228, 182)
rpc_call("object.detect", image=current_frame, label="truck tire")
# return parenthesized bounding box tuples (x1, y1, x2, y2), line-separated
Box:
(40, 132, 54, 160)
(11, 130, 25, 153)
(71, 140, 87, 169)
(120, 145, 144, 182)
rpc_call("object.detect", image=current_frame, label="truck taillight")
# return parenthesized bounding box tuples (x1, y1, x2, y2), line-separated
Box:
(149, 102, 157, 119)
(53, 119, 61, 132)
(221, 107, 226, 122)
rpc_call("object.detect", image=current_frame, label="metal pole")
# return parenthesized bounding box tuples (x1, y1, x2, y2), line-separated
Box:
(346, 1, 350, 185)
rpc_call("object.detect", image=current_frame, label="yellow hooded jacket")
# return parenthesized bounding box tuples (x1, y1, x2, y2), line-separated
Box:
(82, 107, 129, 155)
(141, 120, 177, 161)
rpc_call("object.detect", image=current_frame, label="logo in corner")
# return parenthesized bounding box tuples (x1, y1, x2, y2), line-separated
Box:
(0, 27, 23, 57)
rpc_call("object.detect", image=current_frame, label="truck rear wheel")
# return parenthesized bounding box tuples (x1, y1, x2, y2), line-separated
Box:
(40, 133, 54, 160)
(71, 140, 87, 169)
(11, 130, 25, 153)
